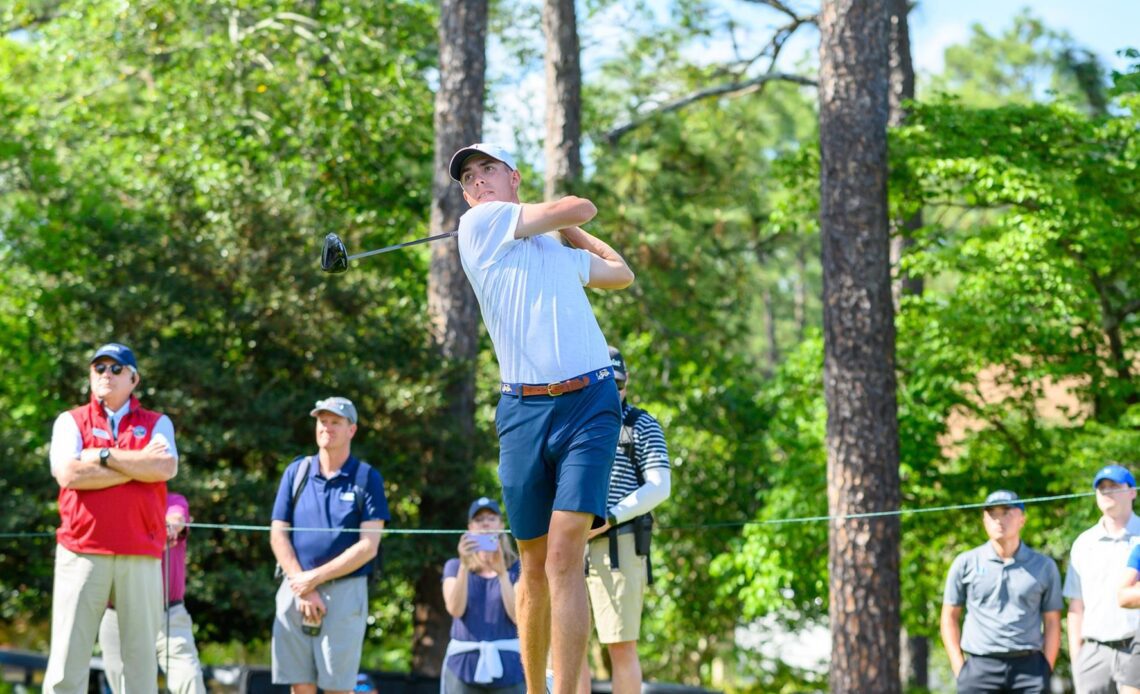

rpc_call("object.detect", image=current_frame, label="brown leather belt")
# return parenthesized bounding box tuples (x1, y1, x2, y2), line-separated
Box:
(501, 367, 614, 397)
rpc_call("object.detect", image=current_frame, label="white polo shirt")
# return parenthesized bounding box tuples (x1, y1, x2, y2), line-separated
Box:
(1063, 513, 1140, 641)
(457, 200, 611, 384)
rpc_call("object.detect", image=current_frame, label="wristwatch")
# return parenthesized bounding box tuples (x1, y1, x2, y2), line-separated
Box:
(99, 448, 111, 467)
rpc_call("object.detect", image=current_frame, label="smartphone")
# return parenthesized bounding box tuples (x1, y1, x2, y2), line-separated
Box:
(301, 615, 322, 637)
(470, 533, 499, 552)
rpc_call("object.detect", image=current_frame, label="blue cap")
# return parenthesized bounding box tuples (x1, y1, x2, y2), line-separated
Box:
(608, 346, 627, 381)
(449, 143, 518, 182)
(984, 489, 1025, 511)
(310, 396, 358, 424)
(354, 673, 376, 692)
(1093, 464, 1135, 489)
(468, 496, 501, 520)
(90, 343, 138, 371)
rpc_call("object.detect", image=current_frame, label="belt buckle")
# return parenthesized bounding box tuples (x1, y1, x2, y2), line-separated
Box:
(547, 382, 562, 397)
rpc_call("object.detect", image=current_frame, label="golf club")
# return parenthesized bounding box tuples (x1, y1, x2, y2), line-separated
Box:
(320, 230, 458, 274)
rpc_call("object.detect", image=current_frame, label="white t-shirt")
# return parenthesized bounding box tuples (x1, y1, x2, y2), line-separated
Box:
(457, 201, 611, 384)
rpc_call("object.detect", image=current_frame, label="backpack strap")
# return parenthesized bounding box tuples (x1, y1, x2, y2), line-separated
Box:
(275, 455, 312, 580)
(290, 455, 313, 512)
(619, 405, 647, 484)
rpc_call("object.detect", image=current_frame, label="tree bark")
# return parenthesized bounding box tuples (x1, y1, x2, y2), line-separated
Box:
(818, 1, 901, 693)
(887, 0, 927, 686)
(887, 0, 923, 301)
(418, 0, 488, 676)
(542, 0, 582, 200)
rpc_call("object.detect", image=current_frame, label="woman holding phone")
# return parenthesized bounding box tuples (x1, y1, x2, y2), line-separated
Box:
(441, 497, 525, 694)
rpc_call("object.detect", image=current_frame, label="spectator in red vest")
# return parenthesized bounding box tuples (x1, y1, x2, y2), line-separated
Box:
(44, 342, 179, 694)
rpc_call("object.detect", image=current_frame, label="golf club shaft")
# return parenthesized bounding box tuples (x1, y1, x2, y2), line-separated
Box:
(346, 231, 457, 261)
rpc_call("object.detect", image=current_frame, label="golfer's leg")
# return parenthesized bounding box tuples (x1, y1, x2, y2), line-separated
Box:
(546, 511, 593, 694)
(516, 535, 551, 694)
(607, 642, 642, 694)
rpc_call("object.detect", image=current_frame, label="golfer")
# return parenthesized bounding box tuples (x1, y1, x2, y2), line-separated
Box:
(449, 142, 634, 694)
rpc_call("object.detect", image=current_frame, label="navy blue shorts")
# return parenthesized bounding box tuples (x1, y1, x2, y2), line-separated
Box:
(495, 377, 621, 541)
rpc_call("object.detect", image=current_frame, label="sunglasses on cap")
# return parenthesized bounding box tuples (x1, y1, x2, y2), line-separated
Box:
(93, 363, 126, 375)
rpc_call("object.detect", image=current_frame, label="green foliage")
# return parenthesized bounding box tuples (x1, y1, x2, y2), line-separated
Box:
(926, 8, 1109, 114)
(0, 0, 446, 663)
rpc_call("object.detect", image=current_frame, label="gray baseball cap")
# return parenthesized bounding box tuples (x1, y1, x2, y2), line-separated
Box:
(310, 396, 358, 424)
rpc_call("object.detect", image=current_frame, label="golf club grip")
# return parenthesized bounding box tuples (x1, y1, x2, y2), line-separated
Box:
(346, 231, 457, 261)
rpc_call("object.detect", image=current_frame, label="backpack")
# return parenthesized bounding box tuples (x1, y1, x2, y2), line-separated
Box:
(274, 455, 383, 583)
(612, 405, 655, 583)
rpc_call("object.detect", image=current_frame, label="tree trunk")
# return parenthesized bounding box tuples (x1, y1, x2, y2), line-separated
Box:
(888, 0, 923, 301)
(818, 1, 901, 693)
(542, 0, 582, 200)
(900, 630, 930, 690)
(418, 0, 488, 676)
(887, 1, 926, 687)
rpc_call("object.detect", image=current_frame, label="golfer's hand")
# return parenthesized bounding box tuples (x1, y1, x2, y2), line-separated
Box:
(289, 569, 322, 596)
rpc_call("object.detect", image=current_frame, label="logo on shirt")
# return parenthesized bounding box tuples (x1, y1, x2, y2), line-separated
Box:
(133, 426, 148, 438)
(340, 491, 357, 503)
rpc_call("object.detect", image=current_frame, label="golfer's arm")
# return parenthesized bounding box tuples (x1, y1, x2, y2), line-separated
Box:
(562, 226, 634, 289)
(515, 197, 596, 238)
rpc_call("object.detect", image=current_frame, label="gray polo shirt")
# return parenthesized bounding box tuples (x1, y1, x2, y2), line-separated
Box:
(944, 541, 1063, 655)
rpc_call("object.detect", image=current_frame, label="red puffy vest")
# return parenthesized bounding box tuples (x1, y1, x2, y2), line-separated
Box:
(56, 395, 169, 558)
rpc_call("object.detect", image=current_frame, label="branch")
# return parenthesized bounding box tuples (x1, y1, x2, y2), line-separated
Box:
(604, 72, 816, 144)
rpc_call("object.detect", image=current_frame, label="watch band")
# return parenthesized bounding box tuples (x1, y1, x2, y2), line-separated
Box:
(99, 448, 110, 467)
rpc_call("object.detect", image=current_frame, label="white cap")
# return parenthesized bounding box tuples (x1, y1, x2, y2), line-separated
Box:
(448, 143, 517, 182)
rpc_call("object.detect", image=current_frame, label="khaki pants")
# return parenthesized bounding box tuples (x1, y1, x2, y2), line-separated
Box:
(43, 545, 163, 694)
(100, 603, 206, 694)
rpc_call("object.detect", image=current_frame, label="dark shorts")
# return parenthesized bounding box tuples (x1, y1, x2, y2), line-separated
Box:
(958, 652, 1050, 693)
(495, 377, 621, 541)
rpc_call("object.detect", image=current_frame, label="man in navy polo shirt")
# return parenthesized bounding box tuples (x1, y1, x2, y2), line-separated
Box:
(941, 490, 1062, 693)
(269, 397, 389, 694)
(448, 142, 634, 694)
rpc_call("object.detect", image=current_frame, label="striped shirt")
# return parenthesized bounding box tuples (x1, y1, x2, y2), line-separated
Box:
(606, 402, 671, 511)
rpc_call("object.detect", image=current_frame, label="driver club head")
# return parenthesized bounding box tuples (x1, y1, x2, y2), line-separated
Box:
(321, 233, 349, 274)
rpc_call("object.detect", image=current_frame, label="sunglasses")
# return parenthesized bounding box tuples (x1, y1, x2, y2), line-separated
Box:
(93, 363, 126, 375)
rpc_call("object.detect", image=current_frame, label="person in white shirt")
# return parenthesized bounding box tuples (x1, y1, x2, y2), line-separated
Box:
(448, 142, 634, 694)
(1066, 464, 1140, 693)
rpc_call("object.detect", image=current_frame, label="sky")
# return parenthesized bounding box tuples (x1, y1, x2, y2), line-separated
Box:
(487, 0, 1138, 146)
